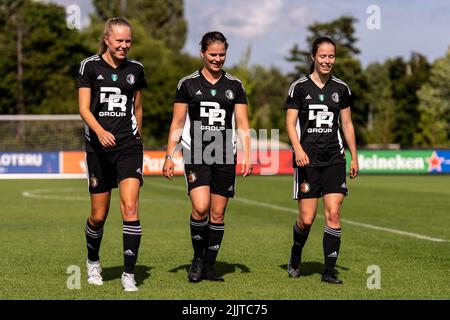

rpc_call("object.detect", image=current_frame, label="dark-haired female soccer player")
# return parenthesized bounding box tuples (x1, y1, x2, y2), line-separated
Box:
(284, 36, 359, 284)
(162, 31, 252, 283)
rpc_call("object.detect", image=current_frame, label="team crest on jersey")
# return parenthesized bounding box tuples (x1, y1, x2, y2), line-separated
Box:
(331, 92, 339, 103)
(210, 89, 217, 96)
(225, 89, 234, 100)
(188, 171, 197, 183)
(318, 94, 325, 101)
(111, 74, 118, 81)
(90, 175, 99, 188)
(300, 181, 310, 193)
(126, 74, 135, 84)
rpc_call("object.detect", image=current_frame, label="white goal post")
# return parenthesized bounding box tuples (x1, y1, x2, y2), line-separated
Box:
(0, 114, 86, 179)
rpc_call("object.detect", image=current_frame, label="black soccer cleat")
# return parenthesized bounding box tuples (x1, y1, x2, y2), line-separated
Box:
(203, 265, 224, 282)
(321, 270, 343, 284)
(287, 257, 300, 278)
(188, 258, 204, 283)
(287, 252, 301, 278)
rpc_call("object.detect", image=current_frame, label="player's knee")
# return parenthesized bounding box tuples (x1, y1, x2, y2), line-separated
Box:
(89, 215, 105, 228)
(209, 210, 224, 224)
(121, 201, 137, 218)
(298, 218, 313, 229)
(325, 209, 341, 225)
(192, 205, 209, 219)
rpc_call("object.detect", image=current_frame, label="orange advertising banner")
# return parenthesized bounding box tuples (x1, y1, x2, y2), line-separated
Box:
(61, 151, 86, 174)
(60, 150, 294, 176)
(60, 151, 185, 175)
(143, 151, 184, 175)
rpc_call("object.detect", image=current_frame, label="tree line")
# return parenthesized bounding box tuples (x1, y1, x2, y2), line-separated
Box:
(0, 0, 448, 148)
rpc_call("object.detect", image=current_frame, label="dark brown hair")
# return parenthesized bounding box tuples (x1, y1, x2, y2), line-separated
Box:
(199, 31, 229, 52)
(309, 36, 336, 73)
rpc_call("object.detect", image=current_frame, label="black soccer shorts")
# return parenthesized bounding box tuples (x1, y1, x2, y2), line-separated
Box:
(86, 144, 144, 193)
(184, 164, 236, 198)
(292, 163, 348, 200)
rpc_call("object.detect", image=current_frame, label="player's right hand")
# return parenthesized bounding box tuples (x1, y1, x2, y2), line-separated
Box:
(162, 159, 174, 180)
(295, 149, 310, 167)
(97, 130, 116, 147)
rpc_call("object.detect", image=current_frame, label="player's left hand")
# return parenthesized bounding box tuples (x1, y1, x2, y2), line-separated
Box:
(162, 159, 174, 180)
(242, 163, 252, 177)
(349, 159, 359, 179)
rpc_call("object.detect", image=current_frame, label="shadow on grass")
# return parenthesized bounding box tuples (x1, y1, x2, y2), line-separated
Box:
(169, 261, 250, 277)
(102, 265, 152, 285)
(279, 262, 349, 276)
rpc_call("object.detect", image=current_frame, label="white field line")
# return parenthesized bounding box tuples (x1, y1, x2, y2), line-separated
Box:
(21, 188, 184, 204)
(22, 183, 449, 243)
(145, 181, 450, 243)
(233, 197, 449, 243)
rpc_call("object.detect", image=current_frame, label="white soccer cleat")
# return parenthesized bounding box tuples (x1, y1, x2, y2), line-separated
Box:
(86, 260, 103, 286)
(121, 272, 138, 292)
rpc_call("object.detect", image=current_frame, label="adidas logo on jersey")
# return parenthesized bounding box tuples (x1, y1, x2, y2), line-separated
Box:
(305, 94, 312, 99)
(97, 74, 104, 80)
(195, 90, 202, 95)
(328, 251, 338, 258)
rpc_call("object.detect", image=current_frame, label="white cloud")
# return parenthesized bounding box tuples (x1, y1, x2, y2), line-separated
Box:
(209, 0, 283, 38)
(287, 7, 310, 23)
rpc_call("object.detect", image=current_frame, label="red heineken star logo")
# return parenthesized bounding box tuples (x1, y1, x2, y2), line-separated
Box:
(426, 151, 445, 172)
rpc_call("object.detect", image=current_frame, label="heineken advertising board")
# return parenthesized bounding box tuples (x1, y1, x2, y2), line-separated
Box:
(346, 150, 450, 174)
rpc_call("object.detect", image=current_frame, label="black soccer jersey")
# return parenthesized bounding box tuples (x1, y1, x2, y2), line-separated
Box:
(76, 54, 147, 152)
(175, 70, 247, 165)
(284, 74, 352, 167)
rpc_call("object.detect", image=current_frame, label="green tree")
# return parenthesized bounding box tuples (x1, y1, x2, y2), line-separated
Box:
(92, 0, 187, 51)
(286, 16, 369, 145)
(386, 53, 430, 147)
(414, 48, 450, 147)
(0, 0, 89, 116)
(247, 66, 290, 142)
(363, 62, 396, 145)
(227, 46, 254, 118)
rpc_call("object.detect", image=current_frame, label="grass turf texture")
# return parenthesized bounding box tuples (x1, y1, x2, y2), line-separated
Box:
(0, 175, 449, 299)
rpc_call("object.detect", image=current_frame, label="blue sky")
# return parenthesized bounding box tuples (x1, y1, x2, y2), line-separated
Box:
(50, 0, 450, 73)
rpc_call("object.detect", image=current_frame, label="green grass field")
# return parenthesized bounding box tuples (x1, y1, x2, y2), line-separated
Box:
(1, 175, 449, 300)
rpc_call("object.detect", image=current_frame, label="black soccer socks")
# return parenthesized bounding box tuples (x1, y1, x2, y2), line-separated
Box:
(85, 219, 103, 262)
(204, 222, 224, 267)
(190, 216, 209, 259)
(291, 222, 311, 265)
(323, 226, 341, 272)
(123, 220, 142, 274)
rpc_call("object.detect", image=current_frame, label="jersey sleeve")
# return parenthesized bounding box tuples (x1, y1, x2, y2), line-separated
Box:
(174, 80, 190, 103)
(284, 83, 303, 110)
(135, 67, 148, 90)
(340, 85, 352, 109)
(234, 82, 248, 104)
(76, 60, 94, 89)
